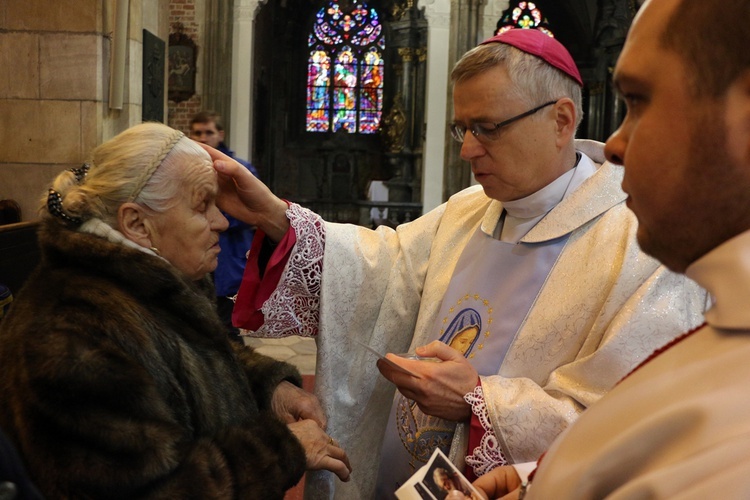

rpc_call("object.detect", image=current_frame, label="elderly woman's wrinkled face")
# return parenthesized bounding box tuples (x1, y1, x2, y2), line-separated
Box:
(148, 166, 228, 280)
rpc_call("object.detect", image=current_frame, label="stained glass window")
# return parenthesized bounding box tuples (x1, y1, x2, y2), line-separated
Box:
(306, 2, 385, 134)
(495, 1, 554, 37)
(306, 49, 331, 132)
(333, 47, 357, 132)
(359, 48, 383, 133)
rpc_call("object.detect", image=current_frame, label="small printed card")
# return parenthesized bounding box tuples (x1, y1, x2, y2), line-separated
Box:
(395, 448, 483, 500)
(355, 339, 422, 377)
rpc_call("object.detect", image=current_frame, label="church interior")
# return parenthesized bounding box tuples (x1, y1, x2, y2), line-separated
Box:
(0, 0, 639, 367)
(0, 0, 638, 226)
(0, 0, 639, 346)
(0, 1, 644, 498)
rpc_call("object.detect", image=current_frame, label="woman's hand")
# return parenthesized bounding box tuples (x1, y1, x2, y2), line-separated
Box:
(272, 382, 351, 481)
(272, 381, 327, 428)
(198, 143, 290, 242)
(287, 420, 352, 482)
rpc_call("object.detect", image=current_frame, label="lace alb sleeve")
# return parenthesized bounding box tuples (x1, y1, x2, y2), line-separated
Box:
(254, 203, 325, 338)
(464, 384, 508, 477)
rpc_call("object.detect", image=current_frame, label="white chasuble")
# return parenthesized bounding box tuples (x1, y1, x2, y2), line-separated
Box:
(376, 229, 569, 493)
(244, 140, 708, 499)
(374, 160, 596, 494)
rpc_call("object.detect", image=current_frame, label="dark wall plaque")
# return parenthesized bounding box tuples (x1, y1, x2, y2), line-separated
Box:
(168, 25, 197, 103)
(143, 29, 166, 122)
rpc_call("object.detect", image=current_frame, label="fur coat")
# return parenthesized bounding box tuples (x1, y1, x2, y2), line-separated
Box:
(0, 219, 306, 499)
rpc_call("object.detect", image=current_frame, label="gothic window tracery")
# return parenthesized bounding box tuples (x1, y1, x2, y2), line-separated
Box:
(306, 2, 385, 134)
(495, 1, 554, 37)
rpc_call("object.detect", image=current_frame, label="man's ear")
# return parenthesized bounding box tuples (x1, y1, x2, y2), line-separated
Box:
(553, 97, 577, 148)
(725, 70, 750, 166)
(118, 202, 154, 248)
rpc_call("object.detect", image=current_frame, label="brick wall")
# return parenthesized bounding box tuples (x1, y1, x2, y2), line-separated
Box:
(168, 0, 203, 135)
(169, 92, 202, 134)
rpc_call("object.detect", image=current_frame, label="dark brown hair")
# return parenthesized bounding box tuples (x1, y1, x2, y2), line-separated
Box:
(661, 0, 750, 98)
(189, 110, 224, 131)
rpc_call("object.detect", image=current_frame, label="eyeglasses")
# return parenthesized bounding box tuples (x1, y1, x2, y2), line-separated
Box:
(449, 100, 558, 143)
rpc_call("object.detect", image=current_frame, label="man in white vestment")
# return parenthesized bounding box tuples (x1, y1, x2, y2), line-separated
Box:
(445, 0, 750, 498)
(205, 28, 706, 499)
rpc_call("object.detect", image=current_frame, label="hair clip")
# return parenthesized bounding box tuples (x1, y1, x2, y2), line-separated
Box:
(47, 188, 82, 225)
(69, 163, 90, 184)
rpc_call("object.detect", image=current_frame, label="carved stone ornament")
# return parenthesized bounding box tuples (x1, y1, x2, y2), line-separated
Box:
(383, 94, 408, 153)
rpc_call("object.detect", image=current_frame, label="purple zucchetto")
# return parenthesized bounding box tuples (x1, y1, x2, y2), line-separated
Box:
(480, 29, 584, 86)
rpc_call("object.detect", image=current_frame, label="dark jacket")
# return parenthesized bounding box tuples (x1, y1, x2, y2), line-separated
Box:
(214, 143, 258, 298)
(0, 220, 305, 499)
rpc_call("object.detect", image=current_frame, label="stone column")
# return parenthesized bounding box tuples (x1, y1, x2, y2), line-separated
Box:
(203, 0, 235, 140)
(588, 0, 636, 141)
(443, 0, 485, 202)
(383, 4, 428, 211)
(230, 0, 265, 160)
(419, 0, 451, 212)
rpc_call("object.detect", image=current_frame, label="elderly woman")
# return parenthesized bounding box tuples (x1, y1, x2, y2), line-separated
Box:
(0, 123, 350, 498)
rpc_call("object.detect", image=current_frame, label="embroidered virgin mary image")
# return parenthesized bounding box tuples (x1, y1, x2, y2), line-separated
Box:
(439, 308, 481, 357)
